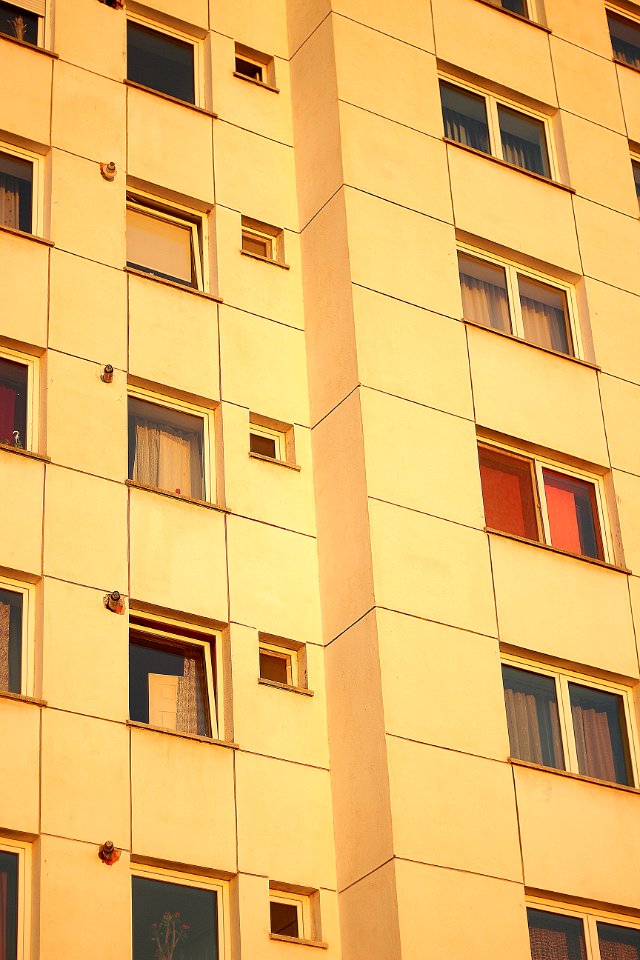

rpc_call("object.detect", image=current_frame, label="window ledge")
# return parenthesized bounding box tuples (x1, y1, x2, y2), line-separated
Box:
(0, 32, 58, 57)
(0, 690, 47, 707)
(463, 318, 600, 371)
(124, 79, 218, 118)
(126, 479, 229, 512)
(233, 71, 280, 93)
(258, 678, 314, 697)
(472, 0, 551, 31)
(613, 55, 640, 77)
(509, 757, 639, 795)
(126, 720, 239, 748)
(270, 934, 328, 949)
(443, 138, 575, 193)
(0, 443, 50, 463)
(240, 249, 290, 270)
(0, 223, 53, 246)
(124, 266, 223, 302)
(249, 452, 301, 471)
(485, 527, 631, 574)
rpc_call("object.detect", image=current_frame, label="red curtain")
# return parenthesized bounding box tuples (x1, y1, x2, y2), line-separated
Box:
(545, 482, 581, 554)
(479, 447, 539, 540)
(0, 385, 16, 446)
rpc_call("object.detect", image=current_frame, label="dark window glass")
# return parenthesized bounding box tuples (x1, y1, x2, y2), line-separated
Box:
(242, 230, 272, 259)
(128, 397, 205, 500)
(598, 922, 640, 960)
(260, 649, 290, 685)
(528, 909, 587, 960)
(270, 900, 300, 938)
(236, 56, 263, 81)
(250, 431, 277, 459)
(129, 636, 211, 737)
(132, 876, 218, 960)
(478, 446, 540, 541)
(458, 253, 511, 333)
(486, 0, 527, 14)
(126, 205, 197, 287)
(518, 276, 572, 356)
(0, 851, 18, 960)
(498, 105, 550, 177)
(502, 666, 564, 769)
(608, 12, 640, 69)
(0, 151, 33, 234)
(127, 21, 195, 104)
(542, 469, 603, 560)
(0, 589, 22, 695)
(633, 160, 640, 203)
(569, 684, 631, 786)
(0, 1, 38, 44)
(0, 358, 27, 448)
(440, 81, 490, 154)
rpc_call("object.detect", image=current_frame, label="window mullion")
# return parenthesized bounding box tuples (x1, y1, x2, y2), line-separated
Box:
(487, 97, 502, 159)
(586, 914, 602, 960)
(558, 677, 579, 775)
(534, 460, 551, 545)
(506, 267, 522, 338)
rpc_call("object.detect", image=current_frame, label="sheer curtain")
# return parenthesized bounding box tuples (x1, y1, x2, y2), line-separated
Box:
(176, 654, 208, 737)
(503, 686, 563, 768)
(460, 272, 511, 331)
(443, 109, 490, 152)
(572, 704, 617, 782)
(0, 178, 19, 230)
(520, 296, 570, 354)
(133, 420, 202, 499)
(0, 602, 9, 693)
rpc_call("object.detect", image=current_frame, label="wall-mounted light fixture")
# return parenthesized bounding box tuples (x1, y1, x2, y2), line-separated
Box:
(100, 161, 117, 181)
(105, 591, 125, 615)
(98, 841, 121, 865)
(101, 364, 114, 384)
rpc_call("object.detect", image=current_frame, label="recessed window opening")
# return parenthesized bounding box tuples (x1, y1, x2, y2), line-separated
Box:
(0, 150, 33, 234)
(127, 19, 195, 104)
(236, 54, 263, 82)
(132, 875, 220, 960)
(487, 0, 528, 14)
(128, 396, 206, 500)
(270, 900, 300, 938)
(0, 357, 27, 449)
(498, 104, 550, 178)
(249, 424, 285, 461)
(234, 43, 273, 86)
(260, 647, 292, 685)
(0, 0, 39, 45)
(241, 216, 284, 264)
(608, 10, 640, 69)
(126, 198, 203, 289)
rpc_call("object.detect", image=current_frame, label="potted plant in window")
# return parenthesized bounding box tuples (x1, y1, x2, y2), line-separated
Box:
(151, 911, 190, 960)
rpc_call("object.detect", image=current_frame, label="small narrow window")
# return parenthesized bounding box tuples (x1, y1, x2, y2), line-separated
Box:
(234, 43, 274, 87)
(260, 647, 293, 686)
(241, 216, 284, 264)
(0, 150, 33, 235)
(132, 875, 219, 960)
(0, 587, 23, 695)
(128, 396, 206, 500)
(493, 0, 527, 14)
(0, 357, 28, 449)
(518, 276, 572, 355)
(250, 424, 285, 461)
(0, 850, 18, 959)
(126, 199, 203, 290)
(608, 11, 640, 70)
(259, 635, 305, 690)
(569, 684, 631, 785)
(598, 922, 640, 957)
(458, 252, 511, 333)
(440, 81, 490, 154)
(478, 446, 540, 542)
(498, 104, 550, 177)
(527, 908, 587, 960)
(502, 665, 564, 770)
(0, 0, 39, 44)
(127, 20, 195, 104)
(270, 899, 300, 938)
(542, 469, 603, 561)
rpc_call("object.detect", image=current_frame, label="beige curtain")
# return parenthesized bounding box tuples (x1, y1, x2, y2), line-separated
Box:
(600, 941, 639, 960)
(0, 179, 19, 230)
(520, 296, 569, 353)
(176, 654, 207, 736)
(133, 421, 202, 499)
(530, 926, 586, 960)
(572, 705, 616, 782)
(460, 274, 511, 332)
(0, 602, 9, 692)
(504, 688, 563, 766)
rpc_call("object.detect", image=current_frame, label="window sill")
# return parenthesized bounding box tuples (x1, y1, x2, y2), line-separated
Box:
(472, 0, 551, 32)
(443, 138, 575, 193)
(0, 443, 50, 463)
(0, 32, 58, 57)
(485, 527, 631, 574)
(509, 757, 639, 795)
(0, 690, 46, 707)
(233, 71, 280, 93)
(463, 318, 600, 371)
(259, 678, 314, 697)
(126, 479, 229, 512)
(124, 79, 218, 118)
(0, 223, 53, 247)
(240, 248, 290, 270)
(249, 452, 301, 471)
(270, 934, 328, 949)
(126, 720, 239, 748)
(124, 266, 223, 302)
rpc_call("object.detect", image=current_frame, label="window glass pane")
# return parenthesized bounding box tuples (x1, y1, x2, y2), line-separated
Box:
(0, 851, 18, 960)
(440, 81, 490, 154)
(242, 231, 272, 258)
(542, 469, 603, 560)
(127, 21, 195, 103)
(478, 446, 540, 541)
(0, 589, 22, 695)
(608, 12, 640, 69)
(518, 276, 573, 356)
(127, 207, 195, 287)
(236, 56, 263, 81)
(128, 397, 205, 500)
(270, 901, 299, 938)
(132, 876, 218, 960)
(498, 105, 550, 177)
(458, 253, 511, 333)
(250, 431, 278, 459)
(569, 684, 631, 785)
(528, 909, 587, 960)
(129, 637, 211, 736)
(485, 0, 526, 14)
(633, 160, 640, 204)
(0, 358, 28, 448)
(0, 151, 33, 234)
(260, 650, 290, 685)
(0, 1, 38, 44)
(598, 922, 640, 960)
(502, 665, 564, 769)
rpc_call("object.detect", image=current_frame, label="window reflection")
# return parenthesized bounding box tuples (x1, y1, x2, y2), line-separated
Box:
(132, 876, 218, 960)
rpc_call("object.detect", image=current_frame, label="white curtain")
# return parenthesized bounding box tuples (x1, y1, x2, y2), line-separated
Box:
(460, 273, 511, 332)
(133, 421, 202, 499)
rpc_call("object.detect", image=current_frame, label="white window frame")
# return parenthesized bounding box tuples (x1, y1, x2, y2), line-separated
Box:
(131, 864, 230, 960)
(0, 141, 44, 237)
(485, 0, 532, 18)
(607, 5, 640, 65)
(259, 639, 299, 687)
(527, 898, 640, 960)
(458, 244, 582, 358)
(129, 613, 221, 739)
(269, 889, 311, 940)
(128, 387, 215, 504)
(241, 216, 284, 264)
(234, 43, 275, 87)
(1, 0, 46, 45)
(0, 837, 31, 960)
(249, 422, 286, 462)
(479, 438, 613, 563)
(126, 11, 204, 107)
(502, 653, 639, 785)
(440, 74, 558, 181)
(0, 345, 39, 452)
(0, 576, 34, 699)
(126, 192, 206, 292)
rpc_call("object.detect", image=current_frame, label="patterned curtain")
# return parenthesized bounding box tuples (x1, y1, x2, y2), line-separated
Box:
(0, 867, 6, 960)
(0, 602, 10, 693)
(176, 653, 208, 737)
(0, 177, 19, 230)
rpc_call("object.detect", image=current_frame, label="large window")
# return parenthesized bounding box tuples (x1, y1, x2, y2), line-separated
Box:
(129, 614, 218, 738)
(132, 870, 226, 960)
(502, 660, 635, 786)
(127, 18, 197, 104)
(126, 197, 204, 290)
(608, 10, 640, 70)
(478, 442, 609, 562)
(0, 356, 28, 449)
(458, 249, 577, 356)
(0, 149, 34, 235)
(0, 0, 42, 46)
(128, 394, 210, 501)
(440, 78, 553, 179)
(528, 906, 640, 960)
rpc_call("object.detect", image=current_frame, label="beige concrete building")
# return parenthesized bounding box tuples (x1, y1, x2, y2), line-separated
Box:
(2, 0, 640, 957)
